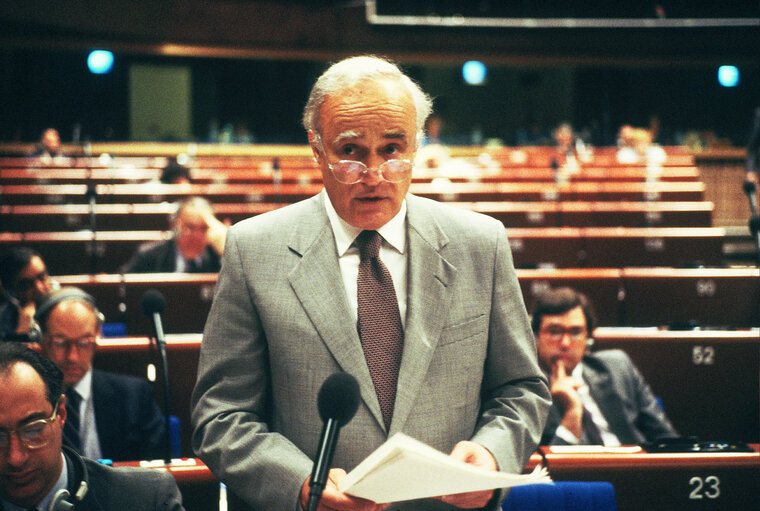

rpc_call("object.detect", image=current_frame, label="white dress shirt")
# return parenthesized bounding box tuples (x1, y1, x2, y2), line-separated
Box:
(555, 363, 622, 446)
(70, 369, 103, 460)
(323, 190, 408, 329)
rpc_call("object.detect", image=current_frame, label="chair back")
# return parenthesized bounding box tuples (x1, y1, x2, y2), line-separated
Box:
(503, 481, 617, 511)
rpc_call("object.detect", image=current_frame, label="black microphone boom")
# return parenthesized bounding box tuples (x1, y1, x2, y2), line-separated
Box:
(141, 289, 172, 464)
(307, 372, 360, 511)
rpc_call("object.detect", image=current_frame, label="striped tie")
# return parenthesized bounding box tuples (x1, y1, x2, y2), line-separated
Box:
(62, 388, 82, 453)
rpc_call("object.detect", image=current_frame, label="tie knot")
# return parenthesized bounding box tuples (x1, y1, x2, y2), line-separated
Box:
(66, 387, 81, 405)
(356, 230, 382, 261)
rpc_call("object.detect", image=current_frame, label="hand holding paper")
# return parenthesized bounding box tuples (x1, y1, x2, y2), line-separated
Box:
(338, 433, 551, 504)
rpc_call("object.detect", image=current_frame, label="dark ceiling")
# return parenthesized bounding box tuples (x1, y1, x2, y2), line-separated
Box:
(1, 1, 758, 66)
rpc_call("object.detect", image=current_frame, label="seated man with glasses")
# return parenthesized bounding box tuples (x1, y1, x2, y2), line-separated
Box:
(36, 287, 167, 462)
(532, 287, 678, 446)
(0, 343, 185, 511)
(0, 247, 56, 343)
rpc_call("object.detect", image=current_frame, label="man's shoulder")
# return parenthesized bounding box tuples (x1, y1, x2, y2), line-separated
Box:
(83, 457, 179, 501)
(585, 349, 634, 371)
(93, 369, 151, 391)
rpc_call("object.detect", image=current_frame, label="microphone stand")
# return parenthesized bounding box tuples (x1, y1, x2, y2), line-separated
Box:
(86, 181, 98, 275)
(150, 312, 173, 465)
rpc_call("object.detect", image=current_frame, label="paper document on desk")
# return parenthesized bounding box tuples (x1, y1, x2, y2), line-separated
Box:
(338, 433, 551, 503)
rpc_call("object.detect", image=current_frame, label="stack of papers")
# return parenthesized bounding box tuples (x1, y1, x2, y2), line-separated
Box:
(338, 433, 551, 503)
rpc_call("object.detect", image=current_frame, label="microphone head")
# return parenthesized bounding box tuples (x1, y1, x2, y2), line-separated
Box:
(141, 289, 166, 316)
(317, 372, 360, 427)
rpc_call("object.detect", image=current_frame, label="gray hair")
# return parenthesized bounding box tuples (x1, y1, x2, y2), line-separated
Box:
(302, 55, 433, 150)
(171, 196, 214, 225)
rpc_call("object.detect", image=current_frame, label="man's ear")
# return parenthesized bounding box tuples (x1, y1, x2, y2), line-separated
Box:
(59, 394, 67, 424)
(308, 130, 323, 164)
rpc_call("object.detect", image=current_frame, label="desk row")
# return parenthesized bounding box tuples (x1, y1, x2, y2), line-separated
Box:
(1, 200, 714, 232)
(0, 165, 702, 185)
(0, 181, 706, 204)
(0, 227, 727, 273)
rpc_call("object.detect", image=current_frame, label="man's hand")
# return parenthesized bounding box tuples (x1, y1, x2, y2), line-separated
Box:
(14, 300, 37, 334)
(300, 469, 386, 511)
(202, 210, 229, 256)
(550, 360, 583, 437)
(437, 441, 498, 509)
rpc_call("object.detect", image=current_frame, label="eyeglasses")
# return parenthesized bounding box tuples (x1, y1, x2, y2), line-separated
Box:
(539, 326, 587, 342)
(0, 401, 60, 451)
(45, 335, 97, 352)
(14, 270, 49, 293)
(326, 159, 413, 184)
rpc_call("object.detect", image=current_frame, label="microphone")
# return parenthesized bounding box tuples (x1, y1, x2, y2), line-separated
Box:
(141, 289, 172, 464)
(306, 372, 361, 511)
(141, 289, 167, 353)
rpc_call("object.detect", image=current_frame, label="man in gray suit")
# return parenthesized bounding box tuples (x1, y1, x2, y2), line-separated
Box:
(0, 343, 184, 511)
(532, 287, 678, 446)
(191, 55, 550, 511)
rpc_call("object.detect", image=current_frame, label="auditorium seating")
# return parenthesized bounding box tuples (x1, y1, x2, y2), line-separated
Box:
(0, 200, 714, 232)
(1, 227, 726, 274)
(0, 180, 706, 205)
(94, 327, 759, 460)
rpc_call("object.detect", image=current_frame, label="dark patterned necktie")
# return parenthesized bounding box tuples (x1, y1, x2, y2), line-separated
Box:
(63, 387, 82, 453)
(356, 230, 404, 430)
(582, 406, 605, 445)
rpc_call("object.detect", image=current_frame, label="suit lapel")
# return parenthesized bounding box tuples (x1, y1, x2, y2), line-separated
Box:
(390, 196, 457, 434)
(91, 370, 117, 456)
(287, 196, 384, 425)
(584, 358, 639, 444)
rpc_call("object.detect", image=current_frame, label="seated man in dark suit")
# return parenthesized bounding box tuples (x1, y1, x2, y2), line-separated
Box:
(121, 196, 227, 273)
(36, 287, 167, 461)
(533, 287, 678, 445)
(0, 343, 185, 511)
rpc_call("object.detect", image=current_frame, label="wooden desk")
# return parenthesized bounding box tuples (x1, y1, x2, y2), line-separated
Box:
(526, 446, 760, 511)
(0, 165, 701, 185)
(0, 201, 713, 232)
(581, 227, 725, 267)
(620, 267, 760, 328)
(506, 227, 724, 268)
(593, 328, 760, 442)
(114, 445, 759, 511)
(95, 334, 203, 459)
(57, 273, 216, 335)
(517, 268, 624, 326)
(0, 181, 706, 205)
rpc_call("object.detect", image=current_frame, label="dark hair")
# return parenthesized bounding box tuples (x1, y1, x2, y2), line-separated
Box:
(161, 159, 191, 184)
(0, 343, 63, 406)
(530, 287, 597, 335)
(0, 246, 41, 291)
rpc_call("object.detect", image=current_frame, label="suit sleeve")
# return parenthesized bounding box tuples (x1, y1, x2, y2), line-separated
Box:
(190, 225, 312, 510)
(469, 223, 551, 474)
(622, 352, 679, 441)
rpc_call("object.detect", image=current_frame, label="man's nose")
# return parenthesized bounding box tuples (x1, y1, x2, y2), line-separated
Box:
(7, 434, 29, 467)
(360, 157, 385, 185)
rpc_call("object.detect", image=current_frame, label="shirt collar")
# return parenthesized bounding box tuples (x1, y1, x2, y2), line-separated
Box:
(322, 189, 407, 256)
(70, 368, 93, 402)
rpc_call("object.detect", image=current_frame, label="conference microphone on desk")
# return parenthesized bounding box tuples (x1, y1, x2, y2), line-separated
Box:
(141, 289, 172, 464)
(307, 372, 361, 511)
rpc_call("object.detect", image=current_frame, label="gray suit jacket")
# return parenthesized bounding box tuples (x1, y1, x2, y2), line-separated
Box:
(541, 350, 678, 445)
(191, 192, 550, 510)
